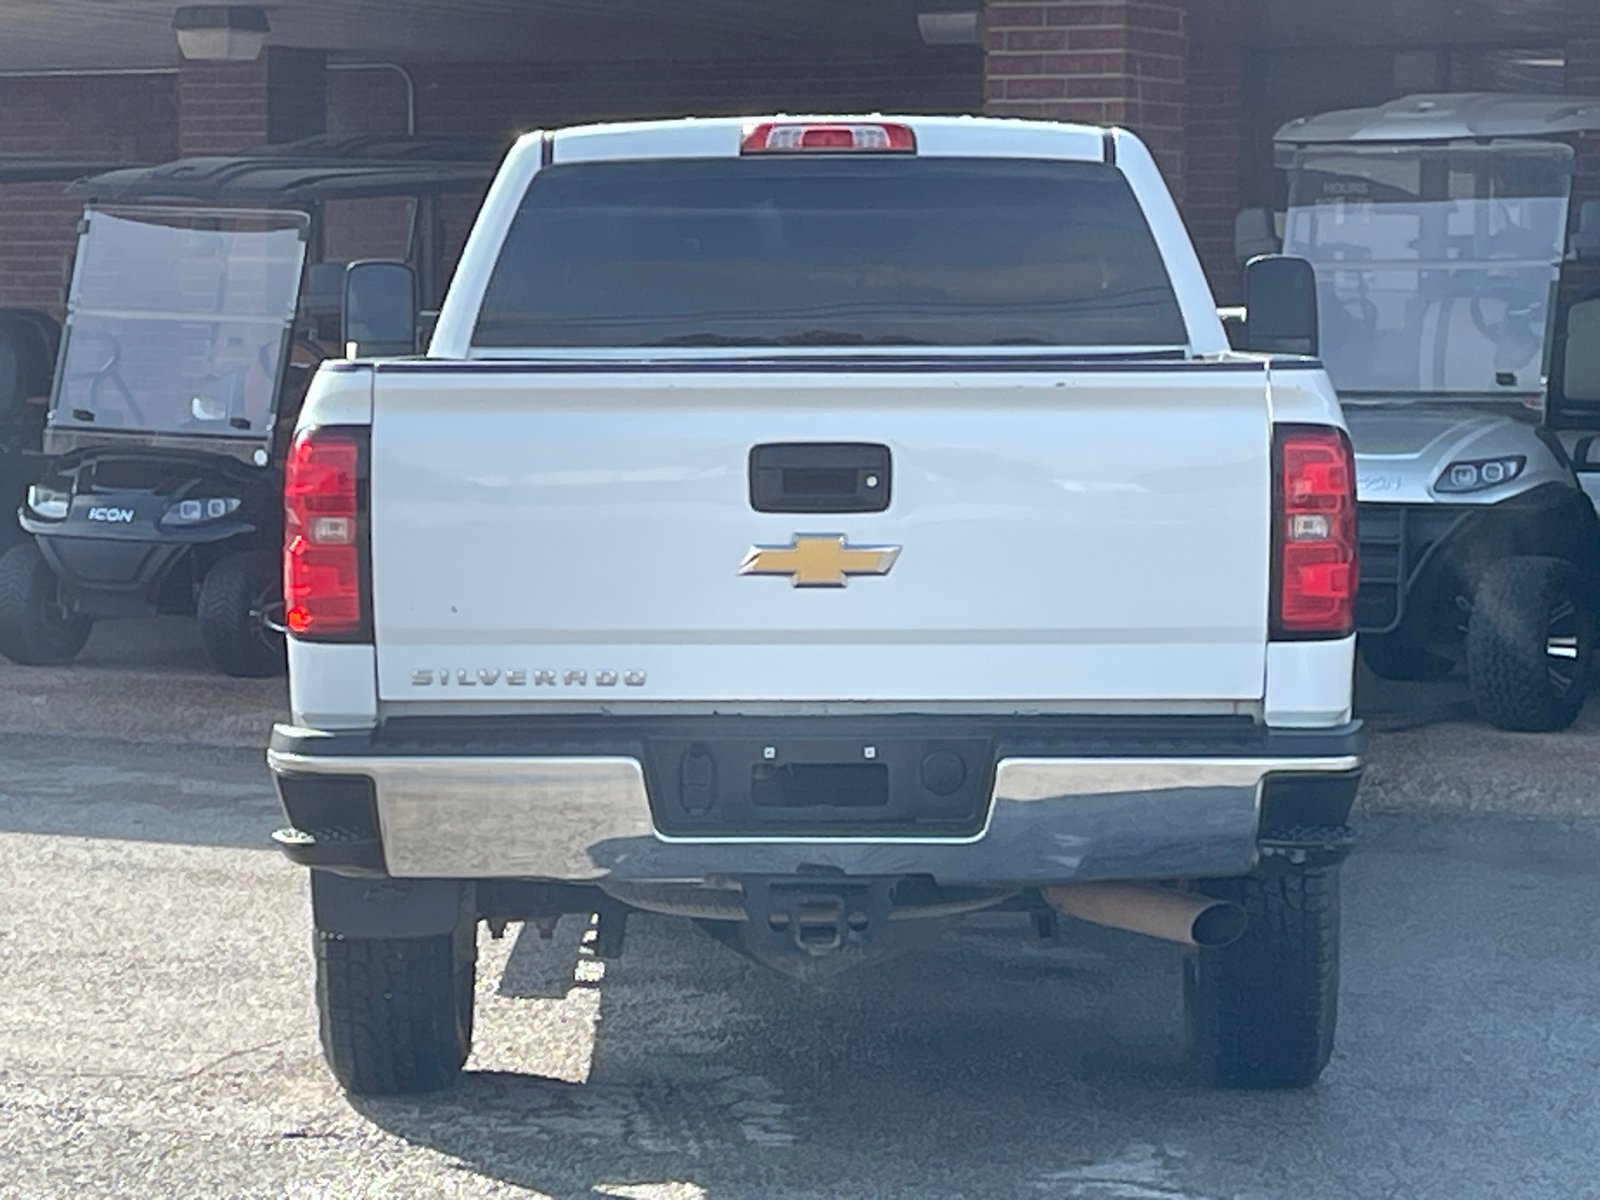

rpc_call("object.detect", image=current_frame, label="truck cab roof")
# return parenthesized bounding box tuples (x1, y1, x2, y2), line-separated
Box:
(545, 114, 1114, 165)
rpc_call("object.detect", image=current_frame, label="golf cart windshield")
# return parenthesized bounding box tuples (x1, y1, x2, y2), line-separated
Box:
(51, 206, 308, 440)
(1282, 142, 1572, 400)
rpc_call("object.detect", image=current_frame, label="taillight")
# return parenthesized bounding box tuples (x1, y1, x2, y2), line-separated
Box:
(741, 122, 916, 154)
(1272, 425, 1357, 639)
(284, 426, 369, 642)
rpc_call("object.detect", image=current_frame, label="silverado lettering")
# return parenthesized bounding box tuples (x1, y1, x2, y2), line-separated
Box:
(409, 668, 646, 687)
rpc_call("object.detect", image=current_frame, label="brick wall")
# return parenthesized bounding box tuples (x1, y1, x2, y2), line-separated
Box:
(177, 48, 326, 157)
(323, 68, 417, 271)
(326, 68, 412, 138)
(1185, 0, 1244, 302)
(406, 49, 984, 138)
(983, 0, 1187, 190)
(1568, 5, 1600, 214)
(0, 74, 177, 316)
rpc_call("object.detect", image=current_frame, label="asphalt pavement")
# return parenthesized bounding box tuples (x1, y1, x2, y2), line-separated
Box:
(0, 623, 1598, 1197)
(0, 735, 1597, 1194)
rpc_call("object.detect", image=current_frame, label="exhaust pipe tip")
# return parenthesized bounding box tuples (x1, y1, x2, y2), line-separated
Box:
(1042, 882, 1247, 949)
(1189, 899, 1248, 948)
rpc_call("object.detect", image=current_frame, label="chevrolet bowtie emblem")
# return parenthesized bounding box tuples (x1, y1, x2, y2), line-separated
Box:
(738, 534, 901, 588)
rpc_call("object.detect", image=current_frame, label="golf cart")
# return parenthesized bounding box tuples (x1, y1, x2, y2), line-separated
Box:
(1235, 93, 1600, 731)
(0, 155, 125, 561)
(0, 136, 504, 676)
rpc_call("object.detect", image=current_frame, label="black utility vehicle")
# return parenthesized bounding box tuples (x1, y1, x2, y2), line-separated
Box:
(0, 137, 503, 675)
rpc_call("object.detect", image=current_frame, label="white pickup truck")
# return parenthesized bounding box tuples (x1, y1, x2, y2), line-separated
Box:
(268, 115, 1363, 1096)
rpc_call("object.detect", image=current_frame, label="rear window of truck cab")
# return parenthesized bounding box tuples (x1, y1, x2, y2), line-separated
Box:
(471, 156, 1188, 350)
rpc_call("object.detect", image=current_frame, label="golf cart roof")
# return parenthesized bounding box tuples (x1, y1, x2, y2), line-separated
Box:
(69, 134, 508, 205)
(1275, 92, 1600, 146)
(0, 154, 125, 185)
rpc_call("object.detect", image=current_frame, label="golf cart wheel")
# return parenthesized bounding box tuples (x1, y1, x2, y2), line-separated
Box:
(1466, 555, 1592, 732)
(1182, 869, 1340, 1090)
(1358, 633, 1454, 683)
(316, 916, 477, 1096)
(0, 541, 92, 665)
(196, 552, 285, 678)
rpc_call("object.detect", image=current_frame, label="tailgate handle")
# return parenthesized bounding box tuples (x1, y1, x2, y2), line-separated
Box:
(749, 443, 891, 513)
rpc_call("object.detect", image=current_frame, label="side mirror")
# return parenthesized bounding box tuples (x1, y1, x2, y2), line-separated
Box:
(1233, 207, 1279, 263)
(1240, 254, 1319, 357)
(342, 260, 418, 358)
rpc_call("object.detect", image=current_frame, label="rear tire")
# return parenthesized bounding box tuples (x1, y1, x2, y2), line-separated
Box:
(0, 541, 91, 665)
(1466, 555, 1592, 732)
(196, 552, 284, 678)
(1182, 869, 1340, 1089)
(1358, 632, 1454, 682)
(316, 917, 477, 1096)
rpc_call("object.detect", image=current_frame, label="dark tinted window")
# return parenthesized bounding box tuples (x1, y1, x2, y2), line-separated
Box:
(473, 156, 1186, 348)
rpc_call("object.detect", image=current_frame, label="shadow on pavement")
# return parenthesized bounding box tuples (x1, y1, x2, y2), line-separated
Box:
(351, 815, 1600, 1200)
(357, 910, 1201, 1199)
(0, 730, 280, 849)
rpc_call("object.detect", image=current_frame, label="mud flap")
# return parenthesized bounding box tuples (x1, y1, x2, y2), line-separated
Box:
(311, 871, 472, 939)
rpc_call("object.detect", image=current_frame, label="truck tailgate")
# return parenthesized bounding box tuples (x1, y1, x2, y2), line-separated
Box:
(368, 363, 1271, 705)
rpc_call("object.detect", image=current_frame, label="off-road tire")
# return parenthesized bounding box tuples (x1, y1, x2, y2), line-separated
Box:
(0, 541, 91, 665)
(196, 552, 284, 678)
(1358, 632, 1454, 683)
(316, 919, 477, 1096)
(1466, 555, 1591, 732)
(1183, 869, 1340, 1089)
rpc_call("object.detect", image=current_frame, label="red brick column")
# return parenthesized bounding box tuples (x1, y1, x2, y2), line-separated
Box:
(983, 0, 1187, 191)
(178, 47, 326, 156)
(1569, 4, 1600, 213)
(1184, 0, 1244, 302)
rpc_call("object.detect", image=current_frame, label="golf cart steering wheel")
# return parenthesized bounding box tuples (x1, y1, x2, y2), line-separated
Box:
(1468, 283, 1544, 370)
(66, 329, 144, 425)
(1337, 295, 1379, 335)
(1468, 284, 1540, 341)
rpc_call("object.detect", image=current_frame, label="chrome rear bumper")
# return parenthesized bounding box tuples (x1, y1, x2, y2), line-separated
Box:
(268, 719, 1362, 885)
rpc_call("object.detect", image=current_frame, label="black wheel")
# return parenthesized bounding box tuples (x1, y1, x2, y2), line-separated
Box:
(0, 541, 91, 665)
(1183, 869, 1340, 1089)
(196, 552, 285, 678)
(1359, 632, 1455, 682)
(1465, 555, 1592, 732)
(316, 916, 477, 1096)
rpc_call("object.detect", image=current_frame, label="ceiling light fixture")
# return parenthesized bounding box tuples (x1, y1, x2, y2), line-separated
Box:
(173, 6, 271, 62)
(914, 0, 983, 46)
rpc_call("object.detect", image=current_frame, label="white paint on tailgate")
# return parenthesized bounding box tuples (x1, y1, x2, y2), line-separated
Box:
(368, 367, 1272, 706)
(288, 640, 377, 729)
(1263, 637, 1356, 727)
(295, 362, 372, 433)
